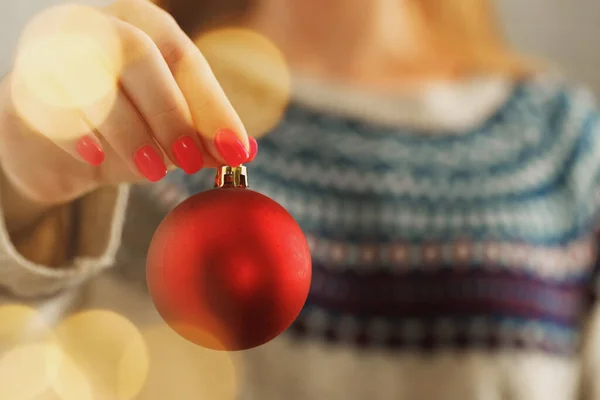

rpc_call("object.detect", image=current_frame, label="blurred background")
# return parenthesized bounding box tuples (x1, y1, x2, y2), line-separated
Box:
(2, 0, 600, 93)
(0, 1, 599, 399)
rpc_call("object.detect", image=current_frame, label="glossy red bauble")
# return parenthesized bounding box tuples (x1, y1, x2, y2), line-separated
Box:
(146, 167, 312, 351)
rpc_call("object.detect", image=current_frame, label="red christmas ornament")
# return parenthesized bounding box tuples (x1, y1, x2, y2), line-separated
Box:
(146, 165, 312, 351)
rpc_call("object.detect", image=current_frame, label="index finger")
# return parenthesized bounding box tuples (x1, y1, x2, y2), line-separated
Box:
(104, 0, 251, 166)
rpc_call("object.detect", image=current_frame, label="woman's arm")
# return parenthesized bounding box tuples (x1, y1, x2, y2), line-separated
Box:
(0, 0, 255, 297)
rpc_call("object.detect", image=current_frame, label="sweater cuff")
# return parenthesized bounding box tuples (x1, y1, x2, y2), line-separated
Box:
(0, 184, 130, 298)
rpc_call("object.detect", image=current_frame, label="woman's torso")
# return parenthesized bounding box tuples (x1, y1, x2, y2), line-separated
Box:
(111, 74, 600, 399)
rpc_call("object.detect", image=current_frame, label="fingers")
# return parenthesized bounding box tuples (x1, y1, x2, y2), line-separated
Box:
(10, 0, 256, 191)
(9, 52, 170, 184)
(110, 19, 208, 173)
(7, 70, 104, 170)
(105, 0, 252, 166)
(82, 86, 168, 182)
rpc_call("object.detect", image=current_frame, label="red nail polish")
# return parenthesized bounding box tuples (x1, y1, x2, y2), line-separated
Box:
(76, 135, 104, 166)
(247, 137, 258, 162)
(172, 136, 204, 174)
(214, 128, 249, 166)
(134, 145, 167, 182)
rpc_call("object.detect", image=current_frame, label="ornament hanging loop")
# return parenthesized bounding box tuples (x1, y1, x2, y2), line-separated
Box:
(215, 165, 248, 188)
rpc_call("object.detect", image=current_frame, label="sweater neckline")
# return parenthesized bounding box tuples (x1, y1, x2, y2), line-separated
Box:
(291, 74, 516, 133)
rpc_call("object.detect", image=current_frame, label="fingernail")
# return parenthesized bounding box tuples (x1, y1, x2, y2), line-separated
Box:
(214, 128, 249, 166)
(172, 136, 204, 174)
(134, 145, 167, 182)
(76, 135, 105, 166)
(247, 137, 258, 162)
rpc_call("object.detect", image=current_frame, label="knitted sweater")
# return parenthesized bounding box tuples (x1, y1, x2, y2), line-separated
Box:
(1, 73, 600, 400)
(158, 73, 600, 399)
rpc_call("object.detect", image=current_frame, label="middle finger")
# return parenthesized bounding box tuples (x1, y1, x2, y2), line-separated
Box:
(113, 18, 208, 174)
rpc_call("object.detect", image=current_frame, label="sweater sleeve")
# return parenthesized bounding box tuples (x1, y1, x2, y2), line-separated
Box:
(0, 183, 130, 298)
(560, 84, 600, 399)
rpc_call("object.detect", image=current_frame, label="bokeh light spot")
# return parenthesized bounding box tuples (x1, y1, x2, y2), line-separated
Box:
(52, 350, 93, 400)
(0, 304, 61, 399)
(136, 324, 241, 400)
(0, 304, 52, 344)
(54, 310, 148, 400)
(0, 343, 62, 400)
(194, 28, 291, 138)
(11, 4, 122, 141)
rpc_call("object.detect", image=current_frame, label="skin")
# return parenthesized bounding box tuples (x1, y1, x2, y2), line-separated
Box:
(247, 0, 458, 90)
(0, 0, 251, 235)
(0, 0, 450, 261)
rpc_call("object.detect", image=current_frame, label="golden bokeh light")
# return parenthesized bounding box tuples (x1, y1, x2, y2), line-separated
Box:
(0, 304, 60, 400)
(53, 310, 148, 400)
(194, 28, 291, 138)
(0, 304, 53, 346)
(52, 351, 93, 400)
(0, 343, 62, 400)
(136, 324, 241, 400)
(11, 4, 122, 141)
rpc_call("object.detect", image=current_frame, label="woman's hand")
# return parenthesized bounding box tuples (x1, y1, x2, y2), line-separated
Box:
(0, 0, 256, 222)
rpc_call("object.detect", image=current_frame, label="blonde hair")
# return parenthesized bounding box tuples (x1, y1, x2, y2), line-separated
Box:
(417, 0, 537, 78)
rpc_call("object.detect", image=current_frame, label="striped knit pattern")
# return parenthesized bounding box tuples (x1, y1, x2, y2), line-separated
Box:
(161, 76, 600, 357)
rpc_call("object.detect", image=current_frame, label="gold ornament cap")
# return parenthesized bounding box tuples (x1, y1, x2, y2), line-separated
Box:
(214, 165, 248, 188)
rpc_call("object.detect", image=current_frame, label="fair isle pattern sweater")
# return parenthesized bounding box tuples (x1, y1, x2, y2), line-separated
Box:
(163, 75, 600, 360)
(133, 74, 600, 399)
